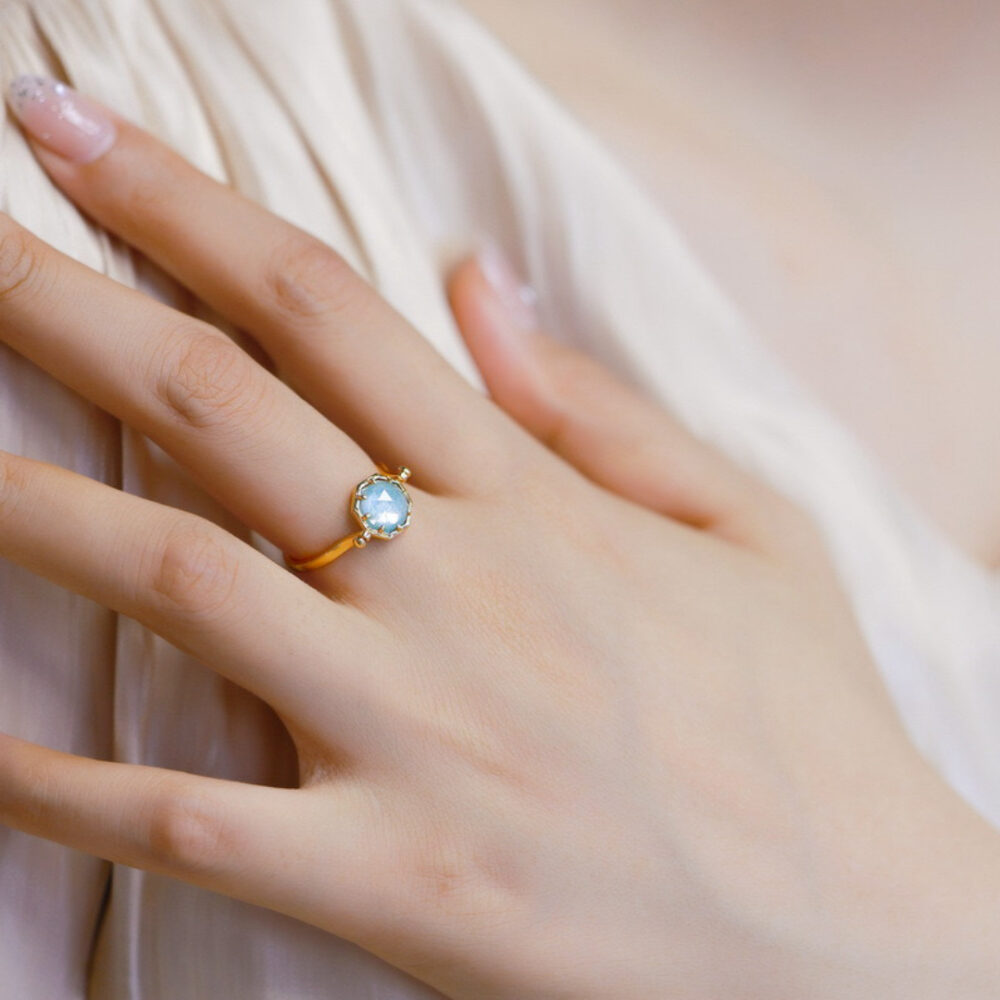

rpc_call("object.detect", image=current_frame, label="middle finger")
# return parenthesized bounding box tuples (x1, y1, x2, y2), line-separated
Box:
(8, 77, 522, 499)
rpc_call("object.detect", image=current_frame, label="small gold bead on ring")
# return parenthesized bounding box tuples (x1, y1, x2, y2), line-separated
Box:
(283, 465, 413, 572)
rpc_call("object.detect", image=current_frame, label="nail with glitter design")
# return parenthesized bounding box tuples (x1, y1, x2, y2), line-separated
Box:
(7, 74, 116, 164)
(475, 239, 539, 332)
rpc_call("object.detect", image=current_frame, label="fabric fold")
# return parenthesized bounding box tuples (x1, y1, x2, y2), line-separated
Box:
(0, 0, 998, 996)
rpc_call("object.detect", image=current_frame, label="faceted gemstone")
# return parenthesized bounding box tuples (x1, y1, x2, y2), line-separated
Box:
(355, 478, 410, 536)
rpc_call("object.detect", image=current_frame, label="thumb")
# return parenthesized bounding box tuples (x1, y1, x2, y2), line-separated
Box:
(446, 241, 802, 553)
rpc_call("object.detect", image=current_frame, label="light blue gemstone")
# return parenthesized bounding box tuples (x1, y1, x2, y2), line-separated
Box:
(356, 478, 410, 535)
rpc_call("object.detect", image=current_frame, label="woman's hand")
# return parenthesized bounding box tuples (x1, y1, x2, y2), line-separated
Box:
(1, 76, 999, 999)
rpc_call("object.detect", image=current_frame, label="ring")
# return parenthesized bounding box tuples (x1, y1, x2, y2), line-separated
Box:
(283, 464, 414, 572)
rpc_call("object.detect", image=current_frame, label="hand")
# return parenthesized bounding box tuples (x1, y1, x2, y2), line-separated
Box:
(1, 76, 999, 1000)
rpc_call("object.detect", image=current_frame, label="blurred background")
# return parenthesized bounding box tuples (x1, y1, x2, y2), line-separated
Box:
(461, 0, 1000, 574)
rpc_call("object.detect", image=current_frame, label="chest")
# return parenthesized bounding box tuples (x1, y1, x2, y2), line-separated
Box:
(461, 0, 1000, 571)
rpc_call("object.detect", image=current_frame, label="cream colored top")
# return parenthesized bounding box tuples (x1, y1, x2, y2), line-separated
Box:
(1, 0, 998, 996)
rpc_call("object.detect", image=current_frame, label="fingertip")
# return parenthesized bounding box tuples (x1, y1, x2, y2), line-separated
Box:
(472, 239, 539, 331)
(444, 254, 485, 327)
(444, 250, 557, 435)
(449, 249, 535, 365)
(449, 244, 539, 348)
(7, 74, 118, 166)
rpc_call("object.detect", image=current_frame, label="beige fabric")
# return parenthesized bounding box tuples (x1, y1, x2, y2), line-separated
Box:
(1, 0, 999, 995)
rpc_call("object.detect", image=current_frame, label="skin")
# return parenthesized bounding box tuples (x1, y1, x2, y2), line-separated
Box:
(1, 98, 1000, 997)
(459, 0, 1000, 571)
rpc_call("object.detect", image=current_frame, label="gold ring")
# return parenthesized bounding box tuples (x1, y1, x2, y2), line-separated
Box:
(284, 464, 413, 572)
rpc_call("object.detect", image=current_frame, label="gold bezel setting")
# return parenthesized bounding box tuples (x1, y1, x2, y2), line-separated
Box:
(283, 465, 414, 571)
(350, 468, 413, 546)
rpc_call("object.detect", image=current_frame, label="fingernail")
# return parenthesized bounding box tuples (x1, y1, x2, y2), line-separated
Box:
(475, 240, 539, 331)
(7, 74, 116, 164)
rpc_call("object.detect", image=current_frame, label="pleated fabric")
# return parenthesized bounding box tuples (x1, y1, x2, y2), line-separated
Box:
(0, 0, 998, 996)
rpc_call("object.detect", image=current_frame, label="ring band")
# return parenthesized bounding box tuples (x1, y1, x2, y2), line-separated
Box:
(284, 464, 413, 572)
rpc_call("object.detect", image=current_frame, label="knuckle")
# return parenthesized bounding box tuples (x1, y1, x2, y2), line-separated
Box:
(154, 326, 270, 431)
(119, 149, 174, 220)
(146, 787, 233, 874)
(265, 235, 363, 324)
(148, 519, 242, 623)
(407, 834, 486, 914)
(390, 808, 517, 925)
(122, 176, 164, 219)
(0, 226, 45, 304)
(404, 843, 517, 931)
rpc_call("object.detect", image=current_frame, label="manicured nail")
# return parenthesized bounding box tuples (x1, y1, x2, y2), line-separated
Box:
(7, 74, 116, 164)
(475, 240, 539, 331)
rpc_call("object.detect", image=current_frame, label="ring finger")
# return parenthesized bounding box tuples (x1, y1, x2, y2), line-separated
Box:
(0, 209, 380, 579)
